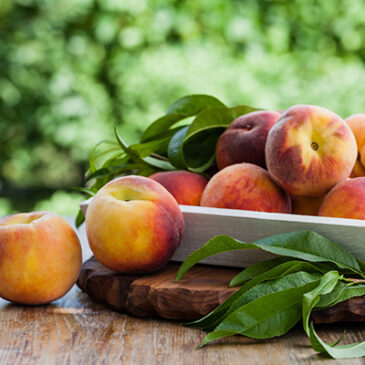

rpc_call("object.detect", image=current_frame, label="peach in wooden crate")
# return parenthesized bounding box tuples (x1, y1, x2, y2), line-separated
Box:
(266, 105, 357, 197)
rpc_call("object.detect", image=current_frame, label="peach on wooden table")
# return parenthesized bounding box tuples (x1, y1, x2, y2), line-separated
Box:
(265, 105, 357, 197)
(318, 178, 365, 220)
(200, 163, 291, 213)
(216, 111, 280, 169)
(0, 212, 82, 305)
(85, 175, 184, 274)
(149, 170, 208, 206)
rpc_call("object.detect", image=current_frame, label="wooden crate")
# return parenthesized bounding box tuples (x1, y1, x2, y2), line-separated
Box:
(80, 200, 365, 268)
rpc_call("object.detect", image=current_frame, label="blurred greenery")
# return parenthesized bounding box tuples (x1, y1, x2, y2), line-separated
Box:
(1, 0, 365, 215)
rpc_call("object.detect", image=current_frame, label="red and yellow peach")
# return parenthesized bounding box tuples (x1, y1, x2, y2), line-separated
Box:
(85, 175, 184, 274)
(318, 178, 365, 220)
(200, 163, 291, 213)
(216, 111, 280, 169)
(346, 114, 365, 178)
(149, 170, 208, 205)
(265, 105, 357, 197)
(0, 212, 82, 305)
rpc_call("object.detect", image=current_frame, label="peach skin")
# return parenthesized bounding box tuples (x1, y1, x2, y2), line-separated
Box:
(346, 114, 365, 177)
(200, 163, 291, 213)
(0, 212, 82, 305)
(291, 194, 325, 216)
(149, 170, 208, 205)
(350, 158, 365, 178)
(216, 111, 280, 169)
(85, 175, 184, 274)
(318, 178, 365, 220)
(265, 105, 357, 196)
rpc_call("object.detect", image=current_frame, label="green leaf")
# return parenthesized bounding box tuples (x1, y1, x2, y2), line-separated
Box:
(180, 106, 256, 172)
(73, 187, 97, 196)
(130, 137, 171, 158)
(75, 209, 85, 228)
(255, 231, 362, 275)
(101, 153, 129, 169)
(229, 105, 260, 119)
(85, 162, 141, 183)
(142, 156, 176, 170)
(230, 260, 329, 287)
(200, 272, 322, 347)
(358, 260, 365, 272)
(167, 126, 189, 168)
(130, 127, 184, 157)
(114, 126, 141, 162)
(175, 231, 363, 282)
(325, 283, 365, 307)
(85, 168, 112, 182)
(183, 107, 235, 143)
(188, 261, 324, 331)
(183, 129, 220, 172)
(302, 271, 340, 336)
(141, 94, 226, 142)
(89, 139, 119, 173)
(229, 257, 291, 286)
(183, 105, 257, 143)
(115, 125, 175, 171)
(302, 272, 365, 359)
(175, 235, 252, 281)
(308, 322, 365, 359)
(314, 280, 347, 309)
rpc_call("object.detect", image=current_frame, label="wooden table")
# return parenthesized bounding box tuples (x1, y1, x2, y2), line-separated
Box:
(0, 219, 364, 364)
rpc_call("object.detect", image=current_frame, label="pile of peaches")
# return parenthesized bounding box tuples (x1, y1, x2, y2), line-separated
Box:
(84, 104, 365, 278)
(150, 105, 365, 220)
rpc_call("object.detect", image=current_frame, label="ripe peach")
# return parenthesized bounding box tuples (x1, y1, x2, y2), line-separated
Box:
(291, 194, 325, 216)
(346, 114, 365, 177)
(318, 178, 365, 220)
(216, 111, 280, 169)
(200, 163, 291, 213)
(0, 212, 82, 305)
(266, 105, 357, 197)
(85, 175, 184, 274)
(350, 159, 365, 178)
(149, 170, 208, 205)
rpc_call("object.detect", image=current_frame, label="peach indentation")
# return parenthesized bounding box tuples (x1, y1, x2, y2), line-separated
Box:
(0, 213, 44, 226)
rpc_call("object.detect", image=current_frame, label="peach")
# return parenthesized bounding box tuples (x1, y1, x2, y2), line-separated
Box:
(0, 212, 82, 305)
(200, 163, 291, 213)
(265, 105, 357, 197)
(149, 170, 208, 205)
(216, 111, 280, 169)
(85, 175, 184, 274)
(346, 114, 365, 177)
(350, 158, 365, 178)
(291, 194, 325, 216)
(318, 178, 365, 220)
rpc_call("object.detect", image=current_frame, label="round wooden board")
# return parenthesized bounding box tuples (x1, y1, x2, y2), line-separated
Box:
(77, 256, 365, 323)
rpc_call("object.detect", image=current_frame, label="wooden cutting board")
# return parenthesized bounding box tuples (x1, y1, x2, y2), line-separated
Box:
(77, 256, 365, 323)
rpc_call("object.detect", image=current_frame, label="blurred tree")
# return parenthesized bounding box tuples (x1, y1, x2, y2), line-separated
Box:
(1, 0, 365, 213)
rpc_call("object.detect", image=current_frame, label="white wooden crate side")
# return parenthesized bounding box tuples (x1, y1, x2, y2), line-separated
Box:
(80, 200, 365, 268)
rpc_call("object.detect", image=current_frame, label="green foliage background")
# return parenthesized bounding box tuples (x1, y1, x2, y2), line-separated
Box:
(1, 0, 365, 215)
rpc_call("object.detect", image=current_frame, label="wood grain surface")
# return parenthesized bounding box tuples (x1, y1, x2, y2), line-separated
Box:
(0, 285, 364, 365)
(77, 256, 365, 323)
